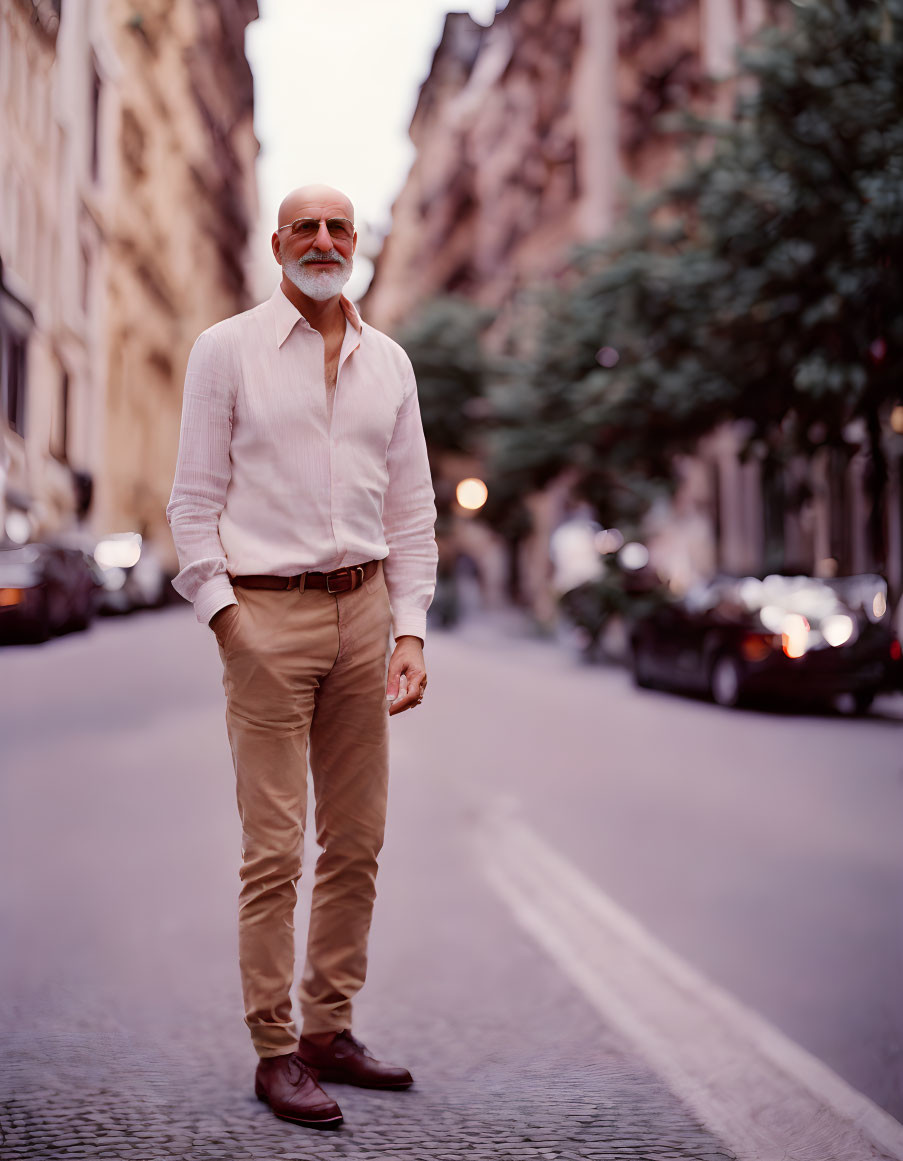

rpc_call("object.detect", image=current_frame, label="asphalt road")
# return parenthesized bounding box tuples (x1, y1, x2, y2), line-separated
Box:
(445, 613, 903, 1123)
(0, 605, 900, 1159)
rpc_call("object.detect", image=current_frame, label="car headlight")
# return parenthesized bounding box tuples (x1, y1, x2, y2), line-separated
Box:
(95, 533, 142, 570)
(822, 614, 855, 647)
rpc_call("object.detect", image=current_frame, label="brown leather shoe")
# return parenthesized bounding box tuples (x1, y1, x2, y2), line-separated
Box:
(297, 1031, 413, 1090)
(254, 1052, 344, 1129)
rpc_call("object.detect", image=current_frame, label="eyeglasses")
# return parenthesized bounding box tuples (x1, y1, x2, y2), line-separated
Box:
(277, 216, 355, 244)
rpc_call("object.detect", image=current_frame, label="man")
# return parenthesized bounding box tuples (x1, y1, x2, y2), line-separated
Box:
(166, 184, 437, 1130)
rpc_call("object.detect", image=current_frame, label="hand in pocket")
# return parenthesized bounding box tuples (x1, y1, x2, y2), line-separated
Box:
(210, 603, 240, 643)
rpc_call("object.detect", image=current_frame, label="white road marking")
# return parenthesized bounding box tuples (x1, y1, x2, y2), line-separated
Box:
(477, 802, 903, 1161)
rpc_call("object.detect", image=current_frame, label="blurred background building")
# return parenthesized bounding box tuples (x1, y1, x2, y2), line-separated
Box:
(0, 0, 258, 574)
(362, 0, 901, 627)
(362, 0, 776, 621)
(3, 0, 899, 632)
(364, 0, 768, 331)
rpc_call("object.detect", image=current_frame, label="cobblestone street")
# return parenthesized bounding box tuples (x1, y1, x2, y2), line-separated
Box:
(2, 607, 901, 1160)
(1, 806, 735, 1161)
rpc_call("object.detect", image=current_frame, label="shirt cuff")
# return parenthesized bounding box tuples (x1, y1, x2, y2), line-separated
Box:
(392, 609, 427, 643)
(192, 575, 239, 625)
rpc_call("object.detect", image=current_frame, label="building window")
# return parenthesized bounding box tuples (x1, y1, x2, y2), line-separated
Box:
(761, 455, 785, 572)
(90, 57, 102, 182)
(444, 260, 476, 294)
(828, 447, 852, 574)
(710, 459, 722, 569)
(1, 329, 28, 437)
(53, 368, 70, 461)
(81, 241, 91, 314)
(898, 456, 903, 589)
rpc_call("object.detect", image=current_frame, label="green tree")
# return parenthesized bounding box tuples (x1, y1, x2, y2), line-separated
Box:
(398, 295, 538, 599)
(396, 296, 493, 460)
(501, 0, 903, 566)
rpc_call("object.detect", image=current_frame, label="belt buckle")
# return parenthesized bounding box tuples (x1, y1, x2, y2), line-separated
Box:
(326, 569, 347, 594)
(326, 565, 365, 593)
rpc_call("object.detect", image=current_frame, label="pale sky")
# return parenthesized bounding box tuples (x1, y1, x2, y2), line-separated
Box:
(245, 0, 503, 299)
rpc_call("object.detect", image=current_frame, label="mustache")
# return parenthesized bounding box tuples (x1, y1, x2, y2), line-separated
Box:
(299, 250, 347, 267)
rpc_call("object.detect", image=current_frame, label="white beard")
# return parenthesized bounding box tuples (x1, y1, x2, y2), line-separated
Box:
(283, 251, 352, 301)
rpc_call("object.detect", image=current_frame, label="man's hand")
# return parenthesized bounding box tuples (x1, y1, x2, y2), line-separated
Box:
(386, 635, 427, 716)
(209, 603, 239, 638)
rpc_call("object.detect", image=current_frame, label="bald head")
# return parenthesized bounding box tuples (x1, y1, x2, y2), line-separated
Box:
(272, 183, 357, 305)
(277, 184, 354, 231)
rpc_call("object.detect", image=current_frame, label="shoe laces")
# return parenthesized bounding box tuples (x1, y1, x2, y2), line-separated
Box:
(286, 1052, 314, 1086)
(336, 1030, 373, 1059)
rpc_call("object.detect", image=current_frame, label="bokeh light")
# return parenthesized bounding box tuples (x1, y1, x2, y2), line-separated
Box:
(456, 478, 488, 511)
(782, 614, 810, 658)
(618, 542, 649, 571)
(594, 528, 625, 554)
(94, 534, 143, 570)
(595, 346, 620, 368)
(822, 614, 854, 648)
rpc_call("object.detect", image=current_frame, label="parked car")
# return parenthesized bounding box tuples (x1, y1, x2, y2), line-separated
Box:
(628, 572, 895, 714)
(0, 543, 103, 644)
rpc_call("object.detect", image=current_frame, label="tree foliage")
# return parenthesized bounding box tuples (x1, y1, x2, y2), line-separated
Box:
(495, 0, 903, 548)
(396, 296, 493, 459)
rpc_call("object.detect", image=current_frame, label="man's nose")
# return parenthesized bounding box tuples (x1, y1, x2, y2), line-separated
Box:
(312, 220, 333, 250)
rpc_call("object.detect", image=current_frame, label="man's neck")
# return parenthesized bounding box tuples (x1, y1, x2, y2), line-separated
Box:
(280, 276, 344, 337)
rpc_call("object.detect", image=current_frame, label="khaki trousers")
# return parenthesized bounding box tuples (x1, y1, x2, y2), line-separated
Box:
(215, 562, 392, 1058)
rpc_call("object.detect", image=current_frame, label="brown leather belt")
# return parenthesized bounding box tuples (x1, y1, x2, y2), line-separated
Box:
(230, 559, 380, 595)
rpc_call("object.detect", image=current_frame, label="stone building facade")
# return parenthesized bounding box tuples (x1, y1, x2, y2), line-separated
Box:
(364, 0, 767, 335)
(362, 0, 772, 617)
(0, 0, 110, 543)
(0, 0, 258, 572)
(100, 0, 258, 563)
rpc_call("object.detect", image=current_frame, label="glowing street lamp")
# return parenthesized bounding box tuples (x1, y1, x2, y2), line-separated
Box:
(456, 477, 488, 511)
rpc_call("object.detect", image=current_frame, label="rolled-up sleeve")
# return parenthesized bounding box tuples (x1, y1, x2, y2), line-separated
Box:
(166, 328, 239, 625)
(381, 364, 438, 642)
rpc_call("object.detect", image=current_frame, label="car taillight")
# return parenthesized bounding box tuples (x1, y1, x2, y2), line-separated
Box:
(740, 633, 774, 662)
(0, 588, 23, 607)
(891, 639, 902, 661)
(782, 614, 810, 658)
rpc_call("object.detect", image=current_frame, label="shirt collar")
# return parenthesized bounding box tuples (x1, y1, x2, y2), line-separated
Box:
(271, 284, 363, 349)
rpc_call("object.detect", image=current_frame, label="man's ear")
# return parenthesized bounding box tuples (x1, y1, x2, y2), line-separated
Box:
(271, 232, 282, 264)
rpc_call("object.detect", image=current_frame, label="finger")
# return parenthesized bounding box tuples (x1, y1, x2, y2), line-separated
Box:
(386, 663, 406, 699)
(390, 679, 427, 716)
(388, 679, 424, 716)
(386, 672, 407, 706)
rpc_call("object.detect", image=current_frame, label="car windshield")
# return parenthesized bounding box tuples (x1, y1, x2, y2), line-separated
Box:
(0, 546, 43, 587)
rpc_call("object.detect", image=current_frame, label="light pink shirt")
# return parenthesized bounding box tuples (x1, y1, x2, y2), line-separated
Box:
(166, 286, 437, 640)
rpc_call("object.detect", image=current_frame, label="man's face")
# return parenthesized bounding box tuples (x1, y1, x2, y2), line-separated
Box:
(276, 195, 356, 302)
